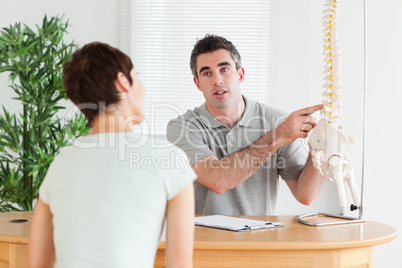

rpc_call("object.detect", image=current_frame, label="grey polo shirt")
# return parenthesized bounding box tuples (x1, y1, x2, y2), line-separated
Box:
(166, 95, 308, 215)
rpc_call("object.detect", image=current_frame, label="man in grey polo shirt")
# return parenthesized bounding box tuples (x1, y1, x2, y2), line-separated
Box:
(167, 34, 323, 215)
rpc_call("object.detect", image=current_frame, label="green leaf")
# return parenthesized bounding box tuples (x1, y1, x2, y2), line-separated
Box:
(0, 14, 84, 212)
(0, 65, 15, 73)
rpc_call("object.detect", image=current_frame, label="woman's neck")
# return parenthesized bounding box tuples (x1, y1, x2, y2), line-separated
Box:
(89, 111, 134, 135)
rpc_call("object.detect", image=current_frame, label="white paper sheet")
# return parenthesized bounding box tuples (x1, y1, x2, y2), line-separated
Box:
(194, 215, 284, 231)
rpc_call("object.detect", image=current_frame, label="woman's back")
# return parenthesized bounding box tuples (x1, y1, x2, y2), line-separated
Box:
(40, 132, 194, 267)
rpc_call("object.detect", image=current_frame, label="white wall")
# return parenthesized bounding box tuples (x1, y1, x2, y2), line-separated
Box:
(0, 0, 120, 114)
(1, 0, 400, 267)
(363, 1, 402, 267)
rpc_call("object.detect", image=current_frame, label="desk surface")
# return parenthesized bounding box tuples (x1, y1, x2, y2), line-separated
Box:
(1, 212, 397, 268)
(176, 215, 397, 251)
(0, 212, 397, 250)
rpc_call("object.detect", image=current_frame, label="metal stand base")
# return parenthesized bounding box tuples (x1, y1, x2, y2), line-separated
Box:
(297, 212, 366, 226)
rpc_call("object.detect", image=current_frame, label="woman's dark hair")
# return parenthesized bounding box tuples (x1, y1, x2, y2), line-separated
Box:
(63, 42, 134, 126)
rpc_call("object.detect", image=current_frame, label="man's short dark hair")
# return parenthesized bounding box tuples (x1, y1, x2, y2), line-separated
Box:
(63, 42, 134, 126)
(190, 34, 242, 79)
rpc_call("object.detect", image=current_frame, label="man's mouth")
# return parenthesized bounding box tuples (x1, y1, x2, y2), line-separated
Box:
(213, 87, 228, 95)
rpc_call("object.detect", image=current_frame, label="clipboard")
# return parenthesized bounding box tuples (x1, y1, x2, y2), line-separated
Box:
(194, 215, 284, 232)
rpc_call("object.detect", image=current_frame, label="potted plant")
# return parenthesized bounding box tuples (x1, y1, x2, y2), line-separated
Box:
(0, 15, 89, 212)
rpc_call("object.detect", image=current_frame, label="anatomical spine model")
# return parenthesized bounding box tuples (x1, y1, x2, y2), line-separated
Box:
(308, 0, 360, 208)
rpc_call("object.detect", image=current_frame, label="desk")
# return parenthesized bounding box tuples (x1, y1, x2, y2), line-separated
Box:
(0, 212, 31, 268)
(0, 213, 397, 268)
(155, 215, 398, 268)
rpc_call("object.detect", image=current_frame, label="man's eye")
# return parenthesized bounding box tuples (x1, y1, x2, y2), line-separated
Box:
(221, 68, 228, 72)
(203, 72, 211, 77)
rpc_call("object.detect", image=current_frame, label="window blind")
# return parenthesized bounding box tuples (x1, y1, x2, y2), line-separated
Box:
(121, 0, 272, 136)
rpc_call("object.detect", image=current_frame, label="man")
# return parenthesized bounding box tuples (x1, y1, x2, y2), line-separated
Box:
(167, 34, 323, 215)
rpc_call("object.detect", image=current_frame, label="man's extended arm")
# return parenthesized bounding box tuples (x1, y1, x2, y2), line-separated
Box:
(192, 104, 323, 195)
(285, 154, 324, 205)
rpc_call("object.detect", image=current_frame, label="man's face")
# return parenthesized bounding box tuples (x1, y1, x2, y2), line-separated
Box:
(193, 49, 244, 111)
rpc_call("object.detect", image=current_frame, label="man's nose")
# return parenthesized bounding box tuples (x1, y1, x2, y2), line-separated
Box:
(213, 72, 223, 86)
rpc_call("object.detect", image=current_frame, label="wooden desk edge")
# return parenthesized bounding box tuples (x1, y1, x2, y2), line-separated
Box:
(0, 234, 29, 245)
(158, 229, 398, 251)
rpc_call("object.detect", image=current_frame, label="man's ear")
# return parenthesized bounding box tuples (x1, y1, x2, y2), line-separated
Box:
(193, 76, 202, 91)
(238, 67, 245, 84)
(115, 72, 131, 93)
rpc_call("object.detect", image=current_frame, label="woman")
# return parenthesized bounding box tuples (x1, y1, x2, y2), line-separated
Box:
(28, 42, 196, 268)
